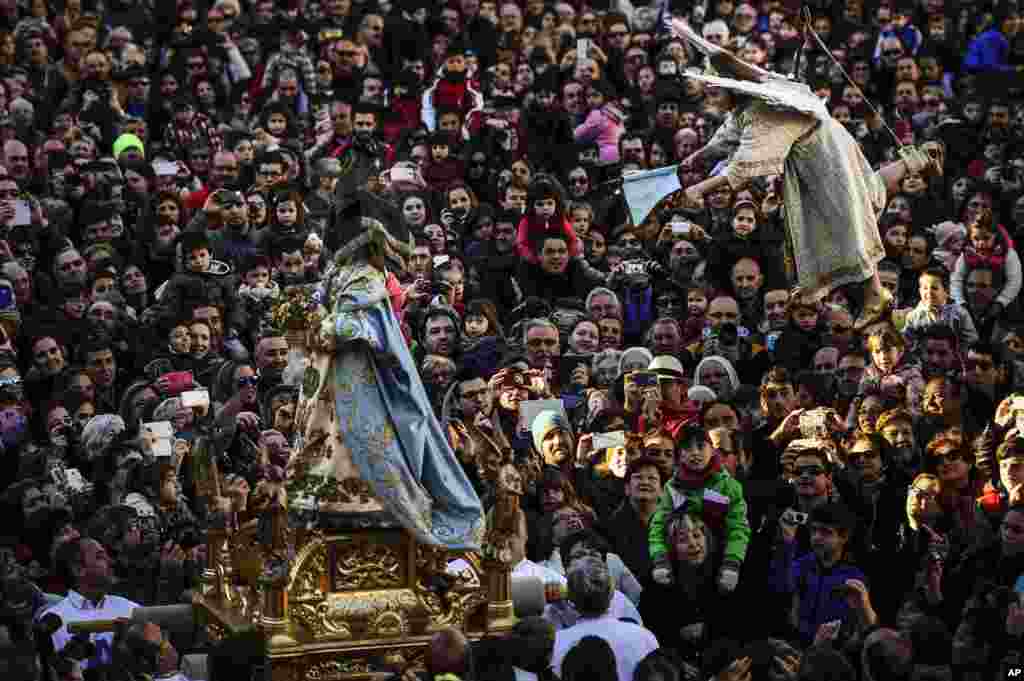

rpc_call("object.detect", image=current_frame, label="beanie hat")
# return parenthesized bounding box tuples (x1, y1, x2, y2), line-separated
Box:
(113, 133, 145, 160)
(618, 347, 653, 376)
(531, 409, 570, 452)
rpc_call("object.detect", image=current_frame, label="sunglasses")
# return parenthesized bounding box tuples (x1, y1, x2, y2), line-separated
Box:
(238, 376, 259, 388)
(932, 451, 965, 464)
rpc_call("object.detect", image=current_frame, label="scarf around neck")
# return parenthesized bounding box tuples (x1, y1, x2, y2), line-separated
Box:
(673, 453, 723, 489)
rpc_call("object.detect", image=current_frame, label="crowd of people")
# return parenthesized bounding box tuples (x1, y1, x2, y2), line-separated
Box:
(0, 0, 1023, 679)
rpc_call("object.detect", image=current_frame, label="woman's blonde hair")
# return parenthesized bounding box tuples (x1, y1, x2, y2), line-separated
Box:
(593, 446, 627, 478)
(911, 472, 941, 490)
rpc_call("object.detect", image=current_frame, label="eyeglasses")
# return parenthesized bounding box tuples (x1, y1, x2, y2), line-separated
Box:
(238, 376, 259, 387)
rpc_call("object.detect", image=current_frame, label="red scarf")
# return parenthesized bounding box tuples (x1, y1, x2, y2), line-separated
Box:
(673, 453, 723, 490)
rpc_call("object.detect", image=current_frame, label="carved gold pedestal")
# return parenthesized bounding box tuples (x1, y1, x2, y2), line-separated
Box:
(483, 561, 516, 632)
(193, 527, 505, 681)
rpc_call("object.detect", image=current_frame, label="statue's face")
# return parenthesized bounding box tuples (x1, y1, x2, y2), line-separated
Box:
(498, 463, 523, 495)
(483, 448, 504, 480)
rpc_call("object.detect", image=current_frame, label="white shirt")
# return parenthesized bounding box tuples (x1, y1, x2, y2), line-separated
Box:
(551, 613, 659, 681)
(545, 590, 642, 630)
(542, 550, 644, 606)
(42, 590, 140, 668)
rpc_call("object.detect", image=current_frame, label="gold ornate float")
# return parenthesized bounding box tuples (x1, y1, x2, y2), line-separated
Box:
(193, 504, 519, 679)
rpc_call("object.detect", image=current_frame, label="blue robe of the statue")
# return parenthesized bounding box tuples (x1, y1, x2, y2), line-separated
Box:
(318, 261, 484, 550)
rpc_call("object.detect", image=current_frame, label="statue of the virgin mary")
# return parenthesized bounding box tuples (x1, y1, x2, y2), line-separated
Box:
(286, 212, 484, 550)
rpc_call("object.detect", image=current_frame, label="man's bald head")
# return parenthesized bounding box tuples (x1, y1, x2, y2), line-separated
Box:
(3, 140, 28, 180)
(813, 347, 840, 373)
(674, 127, 698, 143)
(707, 296, 740, 328)
(731, 257, 763, 301)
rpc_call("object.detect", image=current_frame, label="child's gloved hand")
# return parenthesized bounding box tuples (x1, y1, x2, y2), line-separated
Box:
(718, 561, 740, 593)
(652, 556, 673, 586)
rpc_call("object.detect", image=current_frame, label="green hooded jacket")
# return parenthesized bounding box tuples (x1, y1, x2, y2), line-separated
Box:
(648, 469, 751, 568)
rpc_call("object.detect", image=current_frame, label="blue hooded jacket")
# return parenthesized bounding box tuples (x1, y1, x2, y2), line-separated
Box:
(769, 541, 866, 647)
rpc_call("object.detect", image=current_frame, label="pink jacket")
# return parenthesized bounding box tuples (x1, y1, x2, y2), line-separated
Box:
(574, 104, 625, 163)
